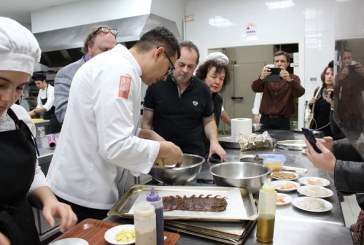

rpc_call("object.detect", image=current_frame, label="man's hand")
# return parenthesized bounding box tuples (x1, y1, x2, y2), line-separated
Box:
(280, 67, 291, 81)
(259, 66, 271, 80)
(159, 141, 183, 166)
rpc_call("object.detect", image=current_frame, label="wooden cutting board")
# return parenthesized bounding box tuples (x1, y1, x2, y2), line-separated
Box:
(51, 218, 180, 245)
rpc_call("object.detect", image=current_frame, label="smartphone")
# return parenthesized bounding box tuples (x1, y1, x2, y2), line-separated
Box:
(301, 128, 321, 153)
(330, 90, 334, 99)
(269, 67, 281, 75)
(266, 68, 281, 82)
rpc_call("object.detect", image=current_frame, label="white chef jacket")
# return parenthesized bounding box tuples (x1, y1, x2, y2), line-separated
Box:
(46, 44, 160, 210)
(252, 92, 262, 115)
(36, 84, 54, 111)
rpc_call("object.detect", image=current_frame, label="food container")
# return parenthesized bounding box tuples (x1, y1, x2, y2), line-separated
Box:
(148, 154, 205, 185)
(260, 153, 286, 172)
(210, 162, 271, 194)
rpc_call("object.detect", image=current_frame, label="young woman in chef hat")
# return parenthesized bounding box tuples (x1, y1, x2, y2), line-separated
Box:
(0, 17, 77, 245)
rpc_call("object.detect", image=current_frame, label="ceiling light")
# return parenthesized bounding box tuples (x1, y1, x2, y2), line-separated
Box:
(209, 16, 235, 28)
(265, 0, 295, 9)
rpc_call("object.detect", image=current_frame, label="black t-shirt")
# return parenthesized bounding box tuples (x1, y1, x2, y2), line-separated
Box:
(143, 74, 213, 156)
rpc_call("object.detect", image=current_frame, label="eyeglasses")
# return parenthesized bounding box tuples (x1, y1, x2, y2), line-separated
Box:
(163, 50, 175, 74)
(91, 27, 118, 38)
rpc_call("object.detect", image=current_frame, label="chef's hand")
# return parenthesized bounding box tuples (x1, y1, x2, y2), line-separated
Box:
(159, 141, 183, 166)
(279, 67, 291, 82)
(305, 139, 336, 173)
(259, 66, 271, 80)
(42, 198, 78, 233)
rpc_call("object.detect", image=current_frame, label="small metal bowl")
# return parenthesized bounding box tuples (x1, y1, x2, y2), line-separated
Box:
(252, 123, 263, 132)
(240, 154, 264, 164)
(149, 154, 205, 185)
(210, 162, 271, 193)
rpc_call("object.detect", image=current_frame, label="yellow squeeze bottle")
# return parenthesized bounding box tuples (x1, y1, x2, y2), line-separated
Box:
(256, 181, 277, 243)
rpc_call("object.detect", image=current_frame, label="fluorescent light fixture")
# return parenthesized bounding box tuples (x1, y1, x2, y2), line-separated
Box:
(265, 0, 295, 9)
(209, 16, 235, 27)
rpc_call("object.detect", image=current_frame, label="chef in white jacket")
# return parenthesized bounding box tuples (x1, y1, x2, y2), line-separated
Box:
(46, 27, 183, 221)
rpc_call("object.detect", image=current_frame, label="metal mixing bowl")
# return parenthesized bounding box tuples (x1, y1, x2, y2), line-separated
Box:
(252, 123, 263, 132)
(149, 154, 205, 185)
(210, 162, 270, 193)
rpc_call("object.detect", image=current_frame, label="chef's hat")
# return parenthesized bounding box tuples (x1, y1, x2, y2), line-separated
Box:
(204, 52, 229, 65)
(0, 17, 41, 75)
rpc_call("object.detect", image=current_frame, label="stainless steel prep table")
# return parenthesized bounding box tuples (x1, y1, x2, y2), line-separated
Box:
(105, 130, 354, 244)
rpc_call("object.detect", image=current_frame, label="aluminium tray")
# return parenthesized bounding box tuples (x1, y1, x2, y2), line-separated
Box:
(108, 185, 257, 221)
(276, 139, 306, 150)
(218, 136, 240, 149)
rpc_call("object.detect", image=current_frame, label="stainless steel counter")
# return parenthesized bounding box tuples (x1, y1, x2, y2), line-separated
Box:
(106, 130, 354, 244)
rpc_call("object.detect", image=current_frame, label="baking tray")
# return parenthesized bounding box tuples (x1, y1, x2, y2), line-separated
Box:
(276, 139, 306, 150)
(218, 136, 240, 149)
(108, 185, 257, 221)
(164, 219, 256, 245)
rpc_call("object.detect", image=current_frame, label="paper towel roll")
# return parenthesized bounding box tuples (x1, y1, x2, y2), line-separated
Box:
(231, 118, 252, 137)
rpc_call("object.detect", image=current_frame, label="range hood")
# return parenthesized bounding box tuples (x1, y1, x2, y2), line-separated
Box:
(34, 14, 181, 68)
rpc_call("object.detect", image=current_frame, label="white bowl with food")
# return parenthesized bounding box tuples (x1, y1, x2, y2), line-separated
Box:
(271, 171, 299, 181)
(297, 185, 333, 198)
(271, 180, 300, 192)
(292, 197, 333, 213)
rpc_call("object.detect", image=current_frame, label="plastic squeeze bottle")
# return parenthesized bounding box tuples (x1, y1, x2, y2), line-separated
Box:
(146, 187, 164, 245)
(256, 181, 277, 243)
(134, 202, 157, 245)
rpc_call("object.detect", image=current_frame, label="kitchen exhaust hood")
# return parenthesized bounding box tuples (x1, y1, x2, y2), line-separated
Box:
(34, 14, 181, 68)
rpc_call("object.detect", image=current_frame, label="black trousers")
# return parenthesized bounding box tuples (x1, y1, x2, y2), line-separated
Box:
(261, 115, 290, 130)
(56, 196, 108, 222)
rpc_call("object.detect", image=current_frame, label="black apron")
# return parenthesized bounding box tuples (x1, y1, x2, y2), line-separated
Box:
(41, 96, 62, 134)
(0, 108, 40, 245)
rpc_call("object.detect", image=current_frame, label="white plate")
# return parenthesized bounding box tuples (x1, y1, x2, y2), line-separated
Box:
(299, 177, 330, 187)
(104, 224, 135, 245)
(271, 171, 299, 181)
(297, 185, 334, 198)
(271, 180, 300, 192)
(276, 193, 292, 206)
(292, 197, 333, 212)
(50, 238, 89, 245)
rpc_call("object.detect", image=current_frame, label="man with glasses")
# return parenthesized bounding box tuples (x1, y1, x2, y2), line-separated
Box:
(54, 25, 117, 124)
(142, 41, 226, 161)
(47, 26, 183, 221)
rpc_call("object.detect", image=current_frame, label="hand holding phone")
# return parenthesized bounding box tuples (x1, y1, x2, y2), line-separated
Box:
(301, 128, 322, 153)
